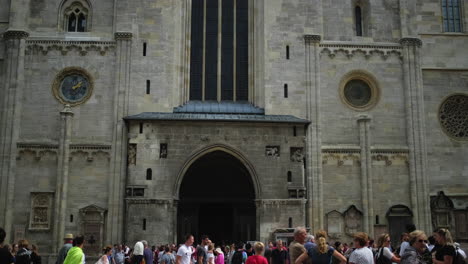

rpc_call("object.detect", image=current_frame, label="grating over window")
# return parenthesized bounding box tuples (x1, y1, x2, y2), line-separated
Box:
(442, 0, 462, 32)
(439, 94, 468, 140)
(190, 0, 249, 102)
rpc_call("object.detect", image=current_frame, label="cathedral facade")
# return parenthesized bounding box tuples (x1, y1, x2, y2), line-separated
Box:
(0, 0, 467, 260)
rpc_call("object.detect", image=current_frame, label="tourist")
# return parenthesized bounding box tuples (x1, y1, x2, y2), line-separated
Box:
(289, 227, 308, 264)
(161, 246, 176, 264)
(397, 233, 410, 258)
(143, 241, 154, 264)
(228, 244, 236, 264)
(400, 230, 428, 264)
(231, 242, 246, 264)
(97, 246, 113, 264)
(197, 235, 210, 264)
(432, 228, 456, 264)
(331, 242, 344, 264)
(176, 234, 194, 264)
(215, 248, 224, 264)
(0, 228, 14, 264)
(16, 240, 32, 264)
(31, 244, 41, 264)
(263, 243, 273, 264)
(11, 244, 18, 262)
(270, 240, 288, 264)
(375, 233, 400, 263)
(245, 244, 253, 258)
(57, 234, 74, 264)
(114, 245, 126, 264)
(399, 225, 417, 258)
(304, 235, 315, 251)
(206, 245, 215, 264)
(348, 232, 374, 264)
(245, 242, 268, 264)
(132, 241, 145, 264)
(295, 230, 346, 264)
(427, 236, 436, 253)
(63, 235, 85, 264)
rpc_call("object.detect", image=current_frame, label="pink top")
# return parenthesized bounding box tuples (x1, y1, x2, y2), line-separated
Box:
(215, 253, 224, 264)
(246, 255, 268, 264)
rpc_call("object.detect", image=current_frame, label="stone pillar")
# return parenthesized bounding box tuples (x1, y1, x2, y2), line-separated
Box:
(106, 32, 133, 244)
(52, 105, 74, 252)
(7, 0, 30, 31)
(400, 38, 431, 232)
(304, 34, 323, 232)
(0, 30, 29, 242)
(357, 115, 373, 238)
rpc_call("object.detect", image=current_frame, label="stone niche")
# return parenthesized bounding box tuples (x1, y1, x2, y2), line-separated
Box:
(326, 210, 344, 240)
(344, 205, 363, 237)
(79, 205, 106, 256)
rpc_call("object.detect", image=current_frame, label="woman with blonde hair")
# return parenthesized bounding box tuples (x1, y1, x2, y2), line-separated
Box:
(295, 230, 346, 264)
(97, 246, 113, 264)
(375, 233, 400, 263)
(401, 230, 429, 264)
(432, 228, 455, 264)
(245, 242, 268, 264)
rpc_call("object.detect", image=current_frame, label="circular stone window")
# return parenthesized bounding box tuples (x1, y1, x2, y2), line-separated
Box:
(339, 71, 379, 111)
(438, 94, 468, 140)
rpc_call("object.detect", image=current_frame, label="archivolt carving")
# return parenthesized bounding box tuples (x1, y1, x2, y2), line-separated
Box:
(26, 40, 116, 56)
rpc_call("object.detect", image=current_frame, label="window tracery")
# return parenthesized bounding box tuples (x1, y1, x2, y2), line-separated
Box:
(438, 94, 468, 140)
(59, 0, 91, 32)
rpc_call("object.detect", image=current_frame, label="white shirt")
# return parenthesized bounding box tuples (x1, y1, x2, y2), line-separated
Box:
(376, 247, 394, 260)
(399, 242, 409, 257)
(177, 245, 194, 264)
(349, 247, 374, 264)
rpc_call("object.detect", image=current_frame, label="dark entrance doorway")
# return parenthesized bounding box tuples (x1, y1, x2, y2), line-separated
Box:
(177, 150, 256, 245)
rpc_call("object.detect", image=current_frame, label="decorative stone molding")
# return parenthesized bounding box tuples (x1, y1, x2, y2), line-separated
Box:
(3, 30, 30, 40)
(322, 152, 360, 166)
(320, 43, 402, 60)
(114, 32, 133, 40)
(255, 199, 306, 207)
(125, 198, 174, 205)
(339, 70, 380, 111)
(399, 37, 423, 47)
(29, 192, 54, 230)
(26, 40, 116, 56)
(304, 34, 321, 44)
(17, 143, 111, 161)
(322, 147, 409, 166)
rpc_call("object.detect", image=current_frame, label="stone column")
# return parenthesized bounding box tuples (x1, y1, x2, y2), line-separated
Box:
(304, 34, 323, 232)
(400, 38, 431, 232)
(357, 115, 373, 237)
(106, 32, 133, 244)
(52, 105, 74, 252)
(7, 0, 30, 30)
(0, 30, 29, 242)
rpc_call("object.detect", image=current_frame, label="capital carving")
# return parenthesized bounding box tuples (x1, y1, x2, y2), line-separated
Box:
(399, 37, 422, 47)
(304, 34, 321, 44)
(115, 32, 133, 40)
(3, 30, 29, 40)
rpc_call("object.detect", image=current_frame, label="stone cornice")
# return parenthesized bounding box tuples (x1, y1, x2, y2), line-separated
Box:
(304, 34, 321, 44)
(399, 37, 423, 47)
(16, 143, 112, 161)
(3, 30, 30, 40)
(125, 198, 174, 205)
(320, 42, 402, 60)
(114, 32, 133, 40)
(25, 39, 116, 56)
(255, 199, 307, 206)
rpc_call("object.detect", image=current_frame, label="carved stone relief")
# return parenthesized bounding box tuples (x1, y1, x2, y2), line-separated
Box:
(290, 147, 304, 162)
(431, 191, 454, 230)
(344, 205, 363, 236)
(128, 144, 137, 165)
(160, 143, 168, 159)
(326, 210, 344, 239)
(29, 192, 53, 230)
(266, 146, 280, 157)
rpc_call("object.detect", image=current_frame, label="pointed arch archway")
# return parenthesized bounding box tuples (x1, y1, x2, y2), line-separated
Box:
(174, 144, 260, 244)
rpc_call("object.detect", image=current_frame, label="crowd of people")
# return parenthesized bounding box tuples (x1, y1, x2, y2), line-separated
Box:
(0, 226, 467, 264)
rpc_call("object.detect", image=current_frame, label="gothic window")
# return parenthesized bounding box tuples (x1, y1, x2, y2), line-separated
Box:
(29, 193, 53, 230)
(190, 0, 249, 101)
(442, 0, 462, 32)
(355, 6, 363, 36)
(439, 94, 468, 140)
(60, 1, 91, 32)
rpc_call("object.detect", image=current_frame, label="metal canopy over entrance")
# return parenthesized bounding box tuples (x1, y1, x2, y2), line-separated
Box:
(177, 150, 256, 245)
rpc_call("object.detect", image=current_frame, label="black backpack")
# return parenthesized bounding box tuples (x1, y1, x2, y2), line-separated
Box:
(454, 247, 467, 264)
(375, 248, 392, 264)
(231, 251, 244, 264)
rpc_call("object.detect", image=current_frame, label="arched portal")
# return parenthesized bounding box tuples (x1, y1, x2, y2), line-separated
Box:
(177, 150, 257, 244)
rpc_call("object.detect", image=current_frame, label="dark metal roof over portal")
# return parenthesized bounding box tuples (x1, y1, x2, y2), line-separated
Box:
(173, 101, 265, 114)
(123, 112, 309, 124)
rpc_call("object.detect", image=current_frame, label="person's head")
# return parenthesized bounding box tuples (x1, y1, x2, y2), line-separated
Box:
(353, 232, 368, 248)
(12, 244, 18, 253)
(434, 228, 453, 245)
(376, 233, 391, 248)
(334, 241, 343, 251)
(305, 234, 315, 243)
(293, 227, 307, 244)
(74, 235, 85, 247)
(64, 234, 74, 244)
(207, 244, 214, 252)
(245, 243, 252, 252)
(315, 230, 328, 254)
(185, 234, 194, 246)
(104, 246, 113, 255)
(0, 228, 6, 245)
(165, 246, 171, 253)
(32, 244, 39, 253)
(400, 233, 409, 242)
(18, 239, 29, 249)
(408, 230, 428, 253)
(141, 240, 148, 248)
(254, 242, 264, 255)
(118, 244, 123, 250)
(276, 240, 283, 248)
(236, 242, 244, 251)
(201, 235, 209, 245)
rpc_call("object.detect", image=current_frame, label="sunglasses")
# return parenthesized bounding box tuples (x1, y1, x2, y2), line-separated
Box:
(418, 240, 428, 243)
